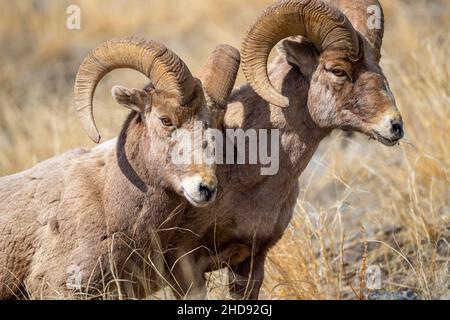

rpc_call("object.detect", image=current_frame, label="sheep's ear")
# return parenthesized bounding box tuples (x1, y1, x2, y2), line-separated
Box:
(277, 38, 319, 78)
(111, 85, 151, 113)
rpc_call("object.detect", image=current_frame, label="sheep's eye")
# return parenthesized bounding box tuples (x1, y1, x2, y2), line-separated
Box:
(160, 117, 173, 127)
(330, 68, 348, 78)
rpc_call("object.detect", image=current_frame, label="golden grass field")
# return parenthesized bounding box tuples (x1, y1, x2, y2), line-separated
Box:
(0, 0, 448, 299)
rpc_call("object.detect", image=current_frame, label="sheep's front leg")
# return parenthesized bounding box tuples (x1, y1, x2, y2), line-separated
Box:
(228, 250, 267, 300)
(165, 251, 207, 300)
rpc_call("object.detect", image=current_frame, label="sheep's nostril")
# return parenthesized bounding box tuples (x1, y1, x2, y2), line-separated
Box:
(391, 121, 404, 139)
(199, 183, 215, 202)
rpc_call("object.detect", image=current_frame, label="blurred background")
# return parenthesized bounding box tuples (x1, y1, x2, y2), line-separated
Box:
(0, 0, 448, 299)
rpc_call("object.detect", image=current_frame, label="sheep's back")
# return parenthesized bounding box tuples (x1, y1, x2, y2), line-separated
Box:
(0, 147, 101, 298)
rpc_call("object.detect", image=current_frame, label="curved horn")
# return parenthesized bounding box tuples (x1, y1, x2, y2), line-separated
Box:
(74, 36, 196, 143)
(198, 44, 241, 108)
(241, 0, 361, 108)
(329, 0, 384, 62)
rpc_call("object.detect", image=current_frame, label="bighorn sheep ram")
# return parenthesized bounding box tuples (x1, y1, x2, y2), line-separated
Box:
(0, 37, 240, 299)
(158, 0, 405, 299)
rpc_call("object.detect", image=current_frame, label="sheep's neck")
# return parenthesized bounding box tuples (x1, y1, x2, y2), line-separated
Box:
(107, 114, 184, 245)
(226, 58, 329, 188)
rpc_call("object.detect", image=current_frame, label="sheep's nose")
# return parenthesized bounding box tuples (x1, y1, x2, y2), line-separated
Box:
(391, 120, 404, 140)
(199, 183, 216, 202)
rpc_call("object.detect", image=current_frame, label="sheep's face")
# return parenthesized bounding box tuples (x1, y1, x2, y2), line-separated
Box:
(112, 83, 220, 207)
(280, 39, 404, 146)
(308, 50, 404, 146)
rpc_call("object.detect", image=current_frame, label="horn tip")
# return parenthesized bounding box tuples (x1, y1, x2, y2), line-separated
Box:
(82, 118, 101, 144)
(277, 98, 290, 108)
(259, 90, 290, 108)
(268, 93, 290, 108)
(215, 44, 240, 60)
(88, 131, 101, 144)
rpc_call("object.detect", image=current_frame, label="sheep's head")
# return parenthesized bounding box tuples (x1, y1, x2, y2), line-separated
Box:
(74, 37, 240, 207)
(241, 0, 404, 146)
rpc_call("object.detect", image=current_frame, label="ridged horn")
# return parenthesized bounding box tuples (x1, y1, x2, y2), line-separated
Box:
(198, 44, 241, 108)
(328, 0, 384, 62)
(74, 36, 196, 143)
(241, 0, 361, 108)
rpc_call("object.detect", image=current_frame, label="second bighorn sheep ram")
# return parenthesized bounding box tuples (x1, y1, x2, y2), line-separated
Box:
(0, 37, 240, 298)
(160, 0, 405, 299)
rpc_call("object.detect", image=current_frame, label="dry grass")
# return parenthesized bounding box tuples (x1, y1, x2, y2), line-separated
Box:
(0, 0, 448, 300)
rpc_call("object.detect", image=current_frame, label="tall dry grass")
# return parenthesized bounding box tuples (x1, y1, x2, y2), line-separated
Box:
(0, 0, 448, 299)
